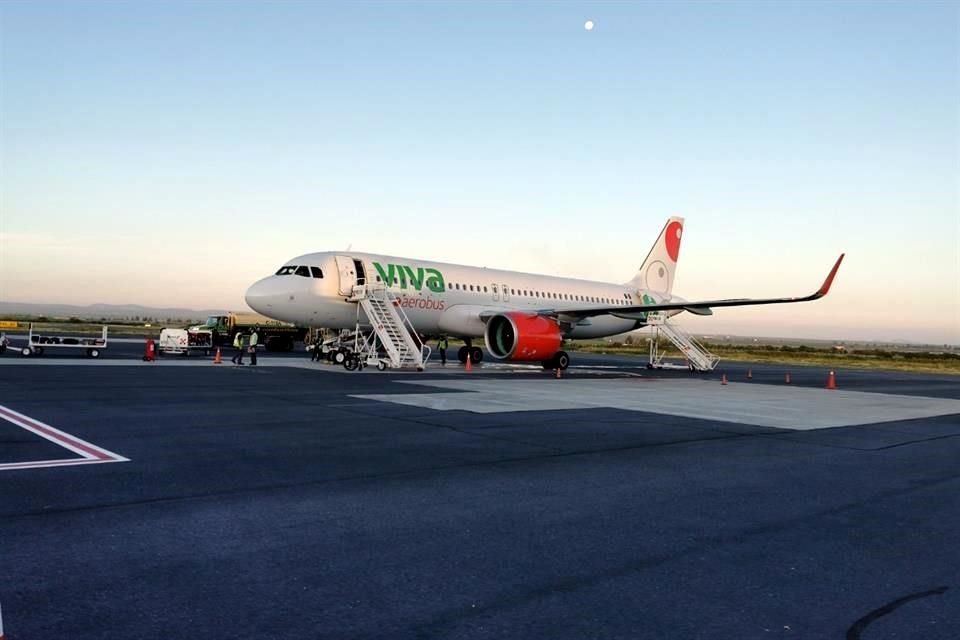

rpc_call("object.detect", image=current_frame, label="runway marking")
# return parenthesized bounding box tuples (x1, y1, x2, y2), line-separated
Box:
(0, 404, 129, 471)
(352, 379, 960, 430)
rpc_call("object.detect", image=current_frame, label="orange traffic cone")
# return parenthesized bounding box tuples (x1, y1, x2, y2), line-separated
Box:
(555, 367, 562, 379)
(721, 373, 728, 385)
(826, 370, 837, 390)
(746, 369, 753, 380)
(213, 348, 222, 365)
(785, 372, 791, 384)
(465, 353, 472, 372)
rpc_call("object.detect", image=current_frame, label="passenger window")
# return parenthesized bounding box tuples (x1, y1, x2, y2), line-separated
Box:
(469, 285, 474, 291)
(483, 286, 488, 292)
(310, 267, 323, 278)
(295, 266, 310, 277)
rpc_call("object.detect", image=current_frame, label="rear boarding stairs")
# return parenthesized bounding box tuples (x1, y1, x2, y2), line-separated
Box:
(645, 312, 719, 372)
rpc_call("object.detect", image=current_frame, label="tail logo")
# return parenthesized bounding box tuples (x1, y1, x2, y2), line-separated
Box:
(645, 261, 670, 293)
(665, 220, 682, 262)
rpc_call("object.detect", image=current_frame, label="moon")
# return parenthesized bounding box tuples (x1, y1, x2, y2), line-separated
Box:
(584, 20, 594, 31)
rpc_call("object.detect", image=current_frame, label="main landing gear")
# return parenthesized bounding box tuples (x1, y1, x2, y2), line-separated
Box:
(541, 351, 570, 370)
(457, 339, 483, 365)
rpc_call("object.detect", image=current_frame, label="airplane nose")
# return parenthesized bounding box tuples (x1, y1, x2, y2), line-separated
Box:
(245, 277, 284, 314)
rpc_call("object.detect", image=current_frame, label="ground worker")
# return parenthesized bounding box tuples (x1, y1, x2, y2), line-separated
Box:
(438, 335, 448, 366)
(231, 331, 245, 365)
(249, 326, 259, 365)
(311, 332, 323, 362)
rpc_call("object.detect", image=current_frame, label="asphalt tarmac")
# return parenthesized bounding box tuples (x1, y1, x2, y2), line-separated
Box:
(0, 348, 958, 639)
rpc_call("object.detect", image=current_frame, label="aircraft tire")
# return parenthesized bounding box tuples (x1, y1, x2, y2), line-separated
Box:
(554, 351, 570, 370)
(470, 347, 483, 364)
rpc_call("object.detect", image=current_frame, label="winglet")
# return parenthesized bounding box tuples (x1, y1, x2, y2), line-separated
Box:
(816, 254, 845, 297)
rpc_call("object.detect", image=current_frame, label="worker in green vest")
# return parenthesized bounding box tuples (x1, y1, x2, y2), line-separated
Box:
(248, 327, 259, 366)
(231, 331, 245, 365)
(437, 335, 448, 366)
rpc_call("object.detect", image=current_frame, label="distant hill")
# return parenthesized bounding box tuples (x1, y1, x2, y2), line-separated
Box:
(0, 301, 226, 322)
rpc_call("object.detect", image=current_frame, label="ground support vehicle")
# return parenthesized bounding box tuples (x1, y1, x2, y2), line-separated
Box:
(342, 330, 391, 371)
(192, 313, 307, 352)
(158, 328, 213, 356)
(20, 324, 108, 358)
(318, 329, 364, 365)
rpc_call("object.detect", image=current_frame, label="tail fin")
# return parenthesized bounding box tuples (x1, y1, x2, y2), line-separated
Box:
(629, 217, 684, 296)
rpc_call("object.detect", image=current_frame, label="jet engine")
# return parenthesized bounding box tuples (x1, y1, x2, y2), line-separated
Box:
(485, 313, 562, 361)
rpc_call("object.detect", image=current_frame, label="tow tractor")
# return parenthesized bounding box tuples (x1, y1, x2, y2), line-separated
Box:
(20, 323, 108, 358)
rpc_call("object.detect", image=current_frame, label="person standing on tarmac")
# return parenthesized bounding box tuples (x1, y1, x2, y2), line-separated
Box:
(311, 332, 323, 362)
(249, 326, 259, 366)
(437, 335, 448, 366)
(231, 331, 245, 365)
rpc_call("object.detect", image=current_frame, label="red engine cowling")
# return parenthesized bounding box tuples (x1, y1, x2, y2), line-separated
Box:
(485, 313, 561, 361)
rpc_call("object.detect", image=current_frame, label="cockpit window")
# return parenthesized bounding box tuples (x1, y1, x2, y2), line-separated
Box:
(295, 266, 310, 277)
(310, 266, 323, 278)
(275, 266, 297, 276)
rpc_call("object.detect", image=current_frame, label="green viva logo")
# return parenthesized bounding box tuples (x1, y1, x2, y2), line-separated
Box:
(373, 262, 445, 293)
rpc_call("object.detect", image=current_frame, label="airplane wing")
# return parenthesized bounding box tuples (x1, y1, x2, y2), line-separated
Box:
(542, 254, 845, 321)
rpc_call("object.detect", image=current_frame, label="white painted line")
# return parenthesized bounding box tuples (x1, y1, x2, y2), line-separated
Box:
(352, 379, 960, 430)
(0, 404, 129, 471)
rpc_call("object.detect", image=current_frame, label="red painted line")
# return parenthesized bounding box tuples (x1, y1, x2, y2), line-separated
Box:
(0, 405, 124, 461)
(0, 458, 120, 471)
(0, 404, 128, 471)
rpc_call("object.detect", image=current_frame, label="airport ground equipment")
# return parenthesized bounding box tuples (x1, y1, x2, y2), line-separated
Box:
(347, 284, 429, 370)
(645, 312, 719, 371)
(143, 337, 157, 361)
(20, 323, 108, 358)
(158, 328, 212, 356)
(318, 329, 361, 364)
(191, 312, 307, 352)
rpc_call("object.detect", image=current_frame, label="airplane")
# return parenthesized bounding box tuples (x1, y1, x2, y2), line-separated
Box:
(244, 217, 844, 369)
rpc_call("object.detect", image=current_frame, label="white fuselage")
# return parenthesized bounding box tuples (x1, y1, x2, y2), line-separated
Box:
(245, 251, 677, 339)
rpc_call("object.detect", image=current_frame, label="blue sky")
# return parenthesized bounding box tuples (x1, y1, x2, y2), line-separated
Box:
(1, 1, 957, 342)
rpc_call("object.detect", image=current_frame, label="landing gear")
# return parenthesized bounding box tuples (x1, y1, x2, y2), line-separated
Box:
(542, 351, 570, 370)
(456, 340, 483, 364)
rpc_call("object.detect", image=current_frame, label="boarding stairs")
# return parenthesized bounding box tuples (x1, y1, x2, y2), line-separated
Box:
(349, 284, 428, 370)
(646, 312, 719, 372)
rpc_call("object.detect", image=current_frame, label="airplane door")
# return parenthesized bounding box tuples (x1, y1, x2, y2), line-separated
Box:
(491, 284, 499, 301)
(334, 255, 356, 295)
(502, 283, 510, 302)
